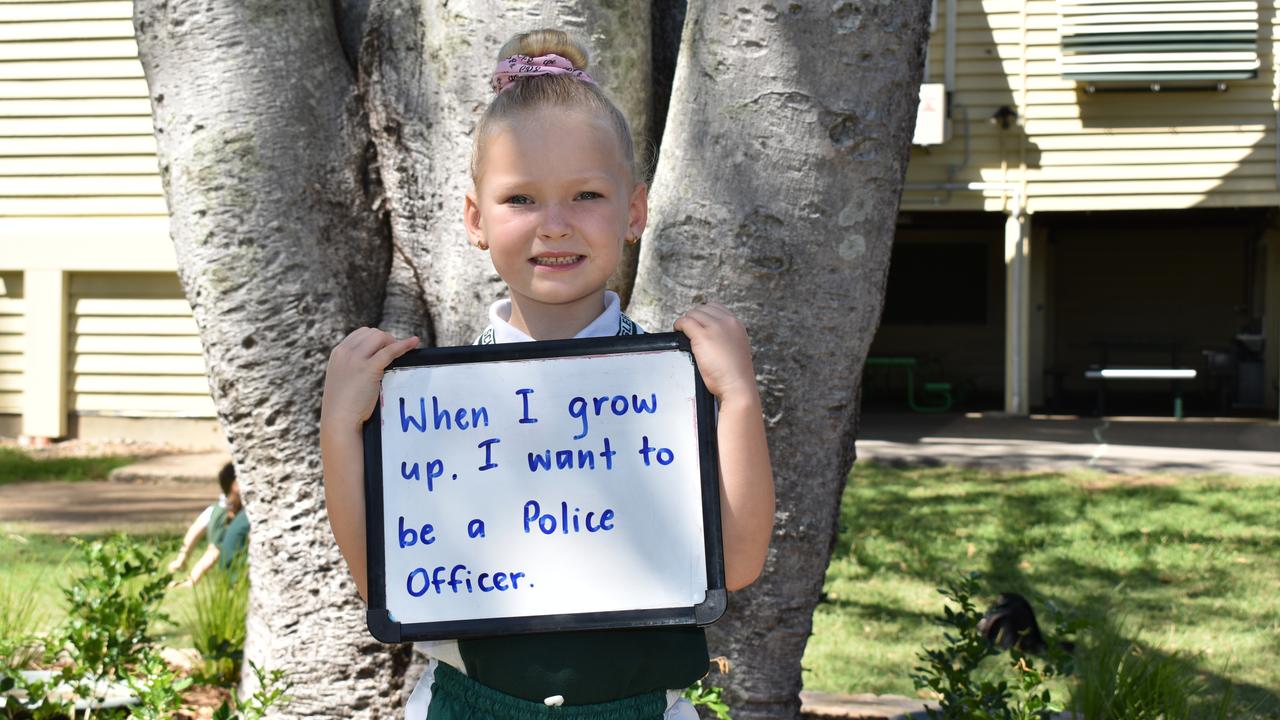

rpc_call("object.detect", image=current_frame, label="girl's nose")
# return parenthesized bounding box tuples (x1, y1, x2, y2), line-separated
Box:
(537, 204, 571, 239)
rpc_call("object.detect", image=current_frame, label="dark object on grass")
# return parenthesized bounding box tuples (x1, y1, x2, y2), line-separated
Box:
(978, 592, 1074, 655)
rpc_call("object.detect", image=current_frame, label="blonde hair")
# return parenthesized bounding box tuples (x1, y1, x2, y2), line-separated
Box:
(471, 29, 639, 183)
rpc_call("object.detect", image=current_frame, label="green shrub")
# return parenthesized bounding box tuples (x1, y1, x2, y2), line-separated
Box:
(1, 534, 171, 719)
(0, 534, 290, 720)
(59, 536, 171, 691)
(186, 554, 248, 686)
(911, 573, 1077, 720)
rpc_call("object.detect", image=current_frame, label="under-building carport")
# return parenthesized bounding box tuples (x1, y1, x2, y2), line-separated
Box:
(865, 208, 1280, 419)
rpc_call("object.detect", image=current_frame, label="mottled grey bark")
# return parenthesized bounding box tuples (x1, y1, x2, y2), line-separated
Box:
(361, 0, 651, 345)
(628, 1, 931, 718)
(132, 1, 408, 717)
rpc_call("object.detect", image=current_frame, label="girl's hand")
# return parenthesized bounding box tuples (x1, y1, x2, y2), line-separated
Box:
(674, 303, 758, 404)
(321, 328, 420, 430)
(676, 303, 774, 590)
(321, 328, 415, 602)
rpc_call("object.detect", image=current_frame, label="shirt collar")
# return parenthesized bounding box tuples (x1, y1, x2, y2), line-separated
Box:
(486, 291, 623, 344)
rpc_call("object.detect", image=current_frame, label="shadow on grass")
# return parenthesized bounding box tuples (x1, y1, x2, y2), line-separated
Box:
(1071, 614, 1280, 719)
(815, 595, 937, 624)
(829, 462, 1280, 718)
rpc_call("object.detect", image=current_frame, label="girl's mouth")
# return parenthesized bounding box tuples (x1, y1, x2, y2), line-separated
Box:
(532, 255, 584, 267)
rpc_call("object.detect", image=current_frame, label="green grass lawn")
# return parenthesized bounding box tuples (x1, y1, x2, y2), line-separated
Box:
(0, 448, 140, 485)
(0, 531, 196, 648)
(803, 463, 1280, 718)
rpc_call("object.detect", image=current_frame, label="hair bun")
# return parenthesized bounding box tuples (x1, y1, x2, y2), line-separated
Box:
(498, 29, 589, 71)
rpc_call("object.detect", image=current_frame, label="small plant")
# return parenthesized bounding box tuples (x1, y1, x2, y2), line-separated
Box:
(684, 657, 731, 720)
(124, 649, 192, 720)
(210, 662, 293, 720)
(1069, 620, 1235, 720)
(0, 557, 46, 673)
(684, 680, 730, 720)
(185, 554, 248, 686)
(911, 573, 1076, 720)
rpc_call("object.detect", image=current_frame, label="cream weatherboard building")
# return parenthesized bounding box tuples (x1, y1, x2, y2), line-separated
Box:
(0, 1, 214, 441)
(869, 0, 1280, 418)
(1, 0, 1279, 441)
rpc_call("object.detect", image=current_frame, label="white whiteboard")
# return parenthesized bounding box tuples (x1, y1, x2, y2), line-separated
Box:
(365, 337, 723, 641)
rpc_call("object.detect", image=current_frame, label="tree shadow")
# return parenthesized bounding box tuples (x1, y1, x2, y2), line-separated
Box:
(1067, 611, 1280, 718)
(828, 463, 1280, 714)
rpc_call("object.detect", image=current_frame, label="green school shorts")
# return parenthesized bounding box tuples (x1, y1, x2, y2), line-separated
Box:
(426, 662, 667, 720)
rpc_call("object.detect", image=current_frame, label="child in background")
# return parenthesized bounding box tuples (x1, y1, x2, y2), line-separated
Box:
(170, 462, 248, 586)
(321, 29, 775, 720)
(168, 462, 232, 573)
(168, 461, 234, 568)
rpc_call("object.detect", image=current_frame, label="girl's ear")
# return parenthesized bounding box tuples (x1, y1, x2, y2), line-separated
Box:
(627, 182, 648, 242)
(464, 191, 487, 250)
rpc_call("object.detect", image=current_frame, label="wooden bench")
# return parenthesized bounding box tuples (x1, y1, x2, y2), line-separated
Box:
(1084, 367, 1197, 419)
(866, 356, 953, 413)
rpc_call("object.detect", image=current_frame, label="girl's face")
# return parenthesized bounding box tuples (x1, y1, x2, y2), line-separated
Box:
(465, 108, 647, 320)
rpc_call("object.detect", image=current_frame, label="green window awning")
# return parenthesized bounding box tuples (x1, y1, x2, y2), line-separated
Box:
(1058, 1, 1260, 82)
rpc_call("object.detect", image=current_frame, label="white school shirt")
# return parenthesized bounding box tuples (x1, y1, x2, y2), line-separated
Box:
(403, 292, 693, 719)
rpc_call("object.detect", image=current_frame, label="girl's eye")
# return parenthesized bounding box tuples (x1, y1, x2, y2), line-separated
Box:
(504, 195, 532, 205)
(576, 191, 602, 201)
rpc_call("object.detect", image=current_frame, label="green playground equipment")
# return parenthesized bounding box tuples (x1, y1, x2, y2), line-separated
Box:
(865, 356, 953, 413)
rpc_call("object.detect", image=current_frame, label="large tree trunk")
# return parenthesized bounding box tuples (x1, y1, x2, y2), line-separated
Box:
(628, 2, 931, 718)
(135, 0, 929, 717)
(132, 2, 410, 717)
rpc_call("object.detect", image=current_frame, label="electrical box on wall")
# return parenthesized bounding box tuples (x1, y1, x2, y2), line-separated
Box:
(913, 83, 949, 146)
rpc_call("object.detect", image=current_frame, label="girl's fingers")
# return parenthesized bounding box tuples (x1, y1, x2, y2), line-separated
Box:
(681, 307, 720, 330)
(341, 327, 410, 362)
(674, 312, 707, 334)
(371, 335, 420, 368)
(333, 326, 375, 358)
(351, 327, 397, 357)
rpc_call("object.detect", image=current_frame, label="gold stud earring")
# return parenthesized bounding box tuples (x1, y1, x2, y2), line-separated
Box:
(625, 234, 639, 246)
(477, 239, 489, 251)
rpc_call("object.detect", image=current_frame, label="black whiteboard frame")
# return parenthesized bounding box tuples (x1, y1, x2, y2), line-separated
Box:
(362, 332, 726, 643)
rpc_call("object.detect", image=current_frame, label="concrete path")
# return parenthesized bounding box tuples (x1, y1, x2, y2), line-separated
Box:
(800, 691, 934, 720)
(0, 452, 228, 535)
(0, 479, 217, 535)
(856, 413, 1280, 476)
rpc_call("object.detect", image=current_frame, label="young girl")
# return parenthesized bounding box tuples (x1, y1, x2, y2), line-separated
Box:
(321, 29, 775, 720)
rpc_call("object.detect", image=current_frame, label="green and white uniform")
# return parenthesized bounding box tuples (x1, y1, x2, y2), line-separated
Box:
(404, 291, 707, 720)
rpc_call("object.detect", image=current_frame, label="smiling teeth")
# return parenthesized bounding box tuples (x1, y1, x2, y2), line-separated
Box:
(535, 256, 581, 266)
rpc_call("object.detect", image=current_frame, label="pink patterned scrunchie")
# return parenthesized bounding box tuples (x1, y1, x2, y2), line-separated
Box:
(491, 53, 596, 93)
